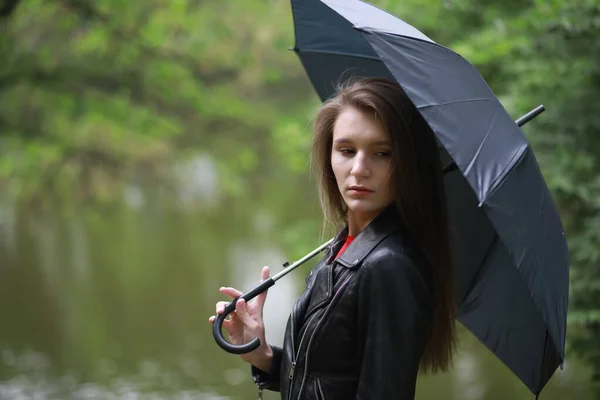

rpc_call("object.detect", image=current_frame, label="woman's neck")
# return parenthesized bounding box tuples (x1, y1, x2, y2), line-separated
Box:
(347, 209, 380, 237)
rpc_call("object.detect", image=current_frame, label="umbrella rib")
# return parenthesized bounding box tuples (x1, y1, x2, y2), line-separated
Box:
(463, 111, 498, 178)
(359, 28, 456, 53)
(484, 146, 529, 204)
(294, 48, 381, 61)
(416, 98, 492, 109)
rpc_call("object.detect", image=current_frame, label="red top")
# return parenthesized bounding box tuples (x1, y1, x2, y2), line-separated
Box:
(335, 235, 355, 259)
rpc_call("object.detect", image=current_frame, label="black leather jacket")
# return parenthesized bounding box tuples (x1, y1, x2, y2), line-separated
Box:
(252, 207, 433, 399)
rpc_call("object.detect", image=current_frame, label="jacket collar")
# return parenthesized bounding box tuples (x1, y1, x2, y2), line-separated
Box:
(328, 205, 405, 269)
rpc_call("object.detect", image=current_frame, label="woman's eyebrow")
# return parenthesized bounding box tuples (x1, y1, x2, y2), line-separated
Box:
(371, 140, 392, 146)
(333, 138, 353, 144)
(333, 138, 391, 146)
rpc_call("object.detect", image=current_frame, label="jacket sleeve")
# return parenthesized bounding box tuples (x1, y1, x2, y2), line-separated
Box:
(355, 252, 432, 400)
(251, 345, 283, 392)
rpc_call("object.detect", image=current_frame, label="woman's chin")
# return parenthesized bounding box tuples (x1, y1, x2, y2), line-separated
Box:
(347, 202, 387, 216)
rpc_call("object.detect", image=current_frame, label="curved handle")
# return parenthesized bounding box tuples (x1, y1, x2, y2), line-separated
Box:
(212, 277, 275, 354)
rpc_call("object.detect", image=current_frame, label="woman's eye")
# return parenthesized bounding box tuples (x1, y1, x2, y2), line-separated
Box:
(376, 151, 391, 157)
(340, 149, 355, 155)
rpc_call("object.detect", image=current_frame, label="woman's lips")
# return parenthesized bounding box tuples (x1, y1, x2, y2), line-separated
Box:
(348, 187, 374, 196)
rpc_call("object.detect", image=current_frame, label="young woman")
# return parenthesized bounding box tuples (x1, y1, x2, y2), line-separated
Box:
(209, 77, 457, 399)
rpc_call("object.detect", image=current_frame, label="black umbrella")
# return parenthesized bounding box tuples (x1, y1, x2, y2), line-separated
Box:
(288, 0, 569, 396)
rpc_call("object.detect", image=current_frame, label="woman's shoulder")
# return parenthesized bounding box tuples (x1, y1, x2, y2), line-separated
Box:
(364, 231, 421, 265)
(359, 233, 432, 290)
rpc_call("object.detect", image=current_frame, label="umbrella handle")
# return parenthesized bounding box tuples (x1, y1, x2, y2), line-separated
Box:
(212, 277, 275, 354)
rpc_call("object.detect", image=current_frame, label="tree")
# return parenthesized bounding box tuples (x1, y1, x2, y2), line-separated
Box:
(0, 0, 313, 204)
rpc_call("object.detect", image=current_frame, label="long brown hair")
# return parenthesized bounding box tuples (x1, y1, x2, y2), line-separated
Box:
(311, 77, 457, 373)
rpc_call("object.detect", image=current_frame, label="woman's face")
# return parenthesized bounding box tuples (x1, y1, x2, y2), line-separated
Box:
(331, 106, 395, 225)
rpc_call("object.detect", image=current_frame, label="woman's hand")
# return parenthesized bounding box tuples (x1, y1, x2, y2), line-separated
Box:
(209, 266, 273, 371)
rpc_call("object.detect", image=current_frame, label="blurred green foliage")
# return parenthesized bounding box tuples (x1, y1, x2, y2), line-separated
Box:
(0, 0, 316, 205)
(1, 0, 599, 392)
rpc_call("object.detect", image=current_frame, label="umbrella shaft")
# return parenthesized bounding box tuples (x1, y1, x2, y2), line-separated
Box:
(516, 105, 545, 127)
(272, 238, 334, 282)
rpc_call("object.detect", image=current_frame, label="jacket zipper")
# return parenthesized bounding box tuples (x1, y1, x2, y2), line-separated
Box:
(288, 310, 319, 398)
(289, 249, 331, 364)
(295, 270, 354, 400)
(286, 245, 337, 400)
(288, 262, 327, 396)
(287, 300, 298, 397)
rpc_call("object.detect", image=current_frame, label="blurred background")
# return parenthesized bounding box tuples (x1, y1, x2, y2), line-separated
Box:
(0, 0, 598, 399)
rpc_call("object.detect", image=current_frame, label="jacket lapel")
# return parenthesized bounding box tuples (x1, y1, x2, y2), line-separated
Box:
(336, 205, 403, 269)
(290, 206, 406, 343)
(290, 228, 347, 342)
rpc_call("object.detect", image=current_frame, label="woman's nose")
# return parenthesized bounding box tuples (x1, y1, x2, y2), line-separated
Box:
(350, 152, 370, 177)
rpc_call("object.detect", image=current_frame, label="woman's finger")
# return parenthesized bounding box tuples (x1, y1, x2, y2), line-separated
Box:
(235, 299, 257, 330)
(261, 266, 270, 281)
(221, 315, 235, 330)
(225, 310, 235, 321)
(210, 311, 238, 333)
(215, 301, 230, 314)
(255, 266, 270, 307)
(220, 287, 243, 299)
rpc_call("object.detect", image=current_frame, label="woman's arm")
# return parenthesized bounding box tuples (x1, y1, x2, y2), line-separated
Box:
(355, 252, 432, 400)
(251, 345, 283, 391)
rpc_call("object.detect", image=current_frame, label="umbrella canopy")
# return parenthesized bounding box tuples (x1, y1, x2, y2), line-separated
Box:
(290, 0, 569, 395)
